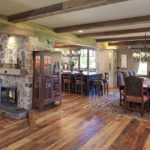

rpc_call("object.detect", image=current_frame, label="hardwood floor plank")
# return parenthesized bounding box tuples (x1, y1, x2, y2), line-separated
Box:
(143, 133, 150, 150)
(79, 116, 131, 150)
(109, 119, 140, 150)
(134, 128, 150, 150)
(0, 92, 150, 150)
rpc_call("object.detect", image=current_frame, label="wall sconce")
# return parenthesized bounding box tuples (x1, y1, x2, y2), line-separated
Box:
(72, 50, 75, 55)
(78, 50, 81, 55)
(67, 50, 70, 55)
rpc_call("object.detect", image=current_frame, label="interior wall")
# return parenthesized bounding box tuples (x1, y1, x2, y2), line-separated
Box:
(96, 49, 117, 88)
(117, 46, 140, 73)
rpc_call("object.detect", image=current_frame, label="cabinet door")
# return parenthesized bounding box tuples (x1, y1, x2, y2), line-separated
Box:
(52, 53, 61, 97)
(33, 54, 42, 107)
(42, 54, 52, 104)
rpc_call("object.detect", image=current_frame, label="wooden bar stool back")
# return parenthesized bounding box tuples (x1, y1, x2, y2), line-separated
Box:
(62, 73, 73, 94)
(74, 73, 85, 94)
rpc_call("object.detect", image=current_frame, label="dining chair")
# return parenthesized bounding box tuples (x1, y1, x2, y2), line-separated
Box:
(124, 76, 150, 116)
(118, 72, 125, 106)
(74, 73, 86, 94)
(129, 71, 134, 76)
(123, 72, 130, 78)
(133, 70, 138, 76)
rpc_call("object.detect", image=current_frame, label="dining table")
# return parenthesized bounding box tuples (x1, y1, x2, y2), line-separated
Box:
(141, 77, 150, 90)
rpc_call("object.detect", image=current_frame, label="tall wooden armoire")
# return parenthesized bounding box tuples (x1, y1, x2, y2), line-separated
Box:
(32, 51, 62, 110)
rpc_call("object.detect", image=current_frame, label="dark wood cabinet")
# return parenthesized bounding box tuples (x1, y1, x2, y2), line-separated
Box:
(32, 51, 62, 110)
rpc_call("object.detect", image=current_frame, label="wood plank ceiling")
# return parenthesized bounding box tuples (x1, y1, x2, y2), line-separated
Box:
(0, 0, 150, 45)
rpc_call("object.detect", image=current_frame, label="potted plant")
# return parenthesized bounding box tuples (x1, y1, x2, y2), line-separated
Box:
(70, 61, 75, 72)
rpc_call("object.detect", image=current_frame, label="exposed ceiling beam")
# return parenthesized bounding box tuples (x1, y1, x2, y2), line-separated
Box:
(96, 35, 150, 42)
(77, 27, 150, 38)
(55, 15, 150, 33)
(108, 40, 150, 46)
(8, 0, 128, 23)
(55, 44, 93, 49)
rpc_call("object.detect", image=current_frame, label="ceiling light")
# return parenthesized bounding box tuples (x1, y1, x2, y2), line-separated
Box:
(79, 30, 83, 33)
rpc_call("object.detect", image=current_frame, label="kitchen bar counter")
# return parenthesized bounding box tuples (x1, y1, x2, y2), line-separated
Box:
(61, 71, 100, 94)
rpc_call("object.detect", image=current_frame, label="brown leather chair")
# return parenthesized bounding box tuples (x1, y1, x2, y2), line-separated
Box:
(118, 72, 125, 106)
(92, 73, 104, 96)
(124, 76, 150, 116)
(62, 72, 74, 94)
(74, 73, 86, 94)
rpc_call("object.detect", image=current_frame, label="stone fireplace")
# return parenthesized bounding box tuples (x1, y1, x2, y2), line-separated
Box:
(0, 33, 54, 110)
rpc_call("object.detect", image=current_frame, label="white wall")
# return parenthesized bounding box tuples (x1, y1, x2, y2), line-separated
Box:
(96, 49, 117, 88)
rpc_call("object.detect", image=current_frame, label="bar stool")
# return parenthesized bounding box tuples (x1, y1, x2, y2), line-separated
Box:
(92, 73, 104, 96)
(62, 73, 74, 94)
(103, 72, 109, 94)
(74, 73, 86, 94)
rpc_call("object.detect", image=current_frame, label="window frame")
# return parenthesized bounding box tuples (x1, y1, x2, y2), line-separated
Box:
(137, 61, 148, 76)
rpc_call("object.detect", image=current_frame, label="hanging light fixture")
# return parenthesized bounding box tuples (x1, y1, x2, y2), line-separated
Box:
(132, 33, 150, 62)
(78, 50, 81, 55)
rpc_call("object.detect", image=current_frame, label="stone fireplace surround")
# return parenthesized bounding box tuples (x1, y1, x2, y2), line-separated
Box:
(0, 33, 54, 110)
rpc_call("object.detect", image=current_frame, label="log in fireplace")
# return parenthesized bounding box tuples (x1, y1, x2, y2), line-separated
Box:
(0, 84, 18, 106)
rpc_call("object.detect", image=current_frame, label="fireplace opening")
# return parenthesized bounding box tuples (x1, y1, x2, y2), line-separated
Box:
(0, 84, 18, 106)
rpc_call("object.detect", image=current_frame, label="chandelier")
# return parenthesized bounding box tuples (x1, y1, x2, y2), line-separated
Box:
(132, 34, 150, 62)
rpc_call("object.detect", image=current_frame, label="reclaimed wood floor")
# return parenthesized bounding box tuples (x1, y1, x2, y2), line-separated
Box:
(0, 93, 150, 150)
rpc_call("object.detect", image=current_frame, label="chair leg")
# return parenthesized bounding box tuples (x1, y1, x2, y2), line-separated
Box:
(125, 100, 127, 113)
(81, 84, 83, 94)
(69, 83, 71, 94)
(141, 103, 144, 116)
(107, 83, 109, 93)
(75, 84, 77, 94)
(120, 91, 122, 106)
(101, 85, 103, 96)
(104, 83, 106, 94)
(92, 86, 94, 95)
(63, 83, 65, 92)
(98, 85, 100, 96)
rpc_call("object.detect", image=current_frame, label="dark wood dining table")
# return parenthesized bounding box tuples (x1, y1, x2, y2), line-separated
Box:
(141, 77, 150, 90)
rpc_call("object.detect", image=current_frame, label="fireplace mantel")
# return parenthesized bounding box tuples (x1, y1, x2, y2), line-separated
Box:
(0, 68, 28, 76)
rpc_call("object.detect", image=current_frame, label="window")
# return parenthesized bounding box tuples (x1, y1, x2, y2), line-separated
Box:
(89, 50, 96, 70)
(72, 57, 78, 69)
(137, 61, 147, 75)
(80, 49, 87, 69)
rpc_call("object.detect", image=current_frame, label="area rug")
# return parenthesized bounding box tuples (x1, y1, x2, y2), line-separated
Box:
(86, 91, 150, 122)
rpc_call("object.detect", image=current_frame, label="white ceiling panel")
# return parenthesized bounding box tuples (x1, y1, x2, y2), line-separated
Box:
(0, 0, 68, 15)
(31, 0, 150, 28)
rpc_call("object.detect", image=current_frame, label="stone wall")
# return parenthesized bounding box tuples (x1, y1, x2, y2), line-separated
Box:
(0, 33, 54, 110)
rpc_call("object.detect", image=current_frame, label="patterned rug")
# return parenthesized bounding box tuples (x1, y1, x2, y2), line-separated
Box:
(86, 91, 150, 122)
